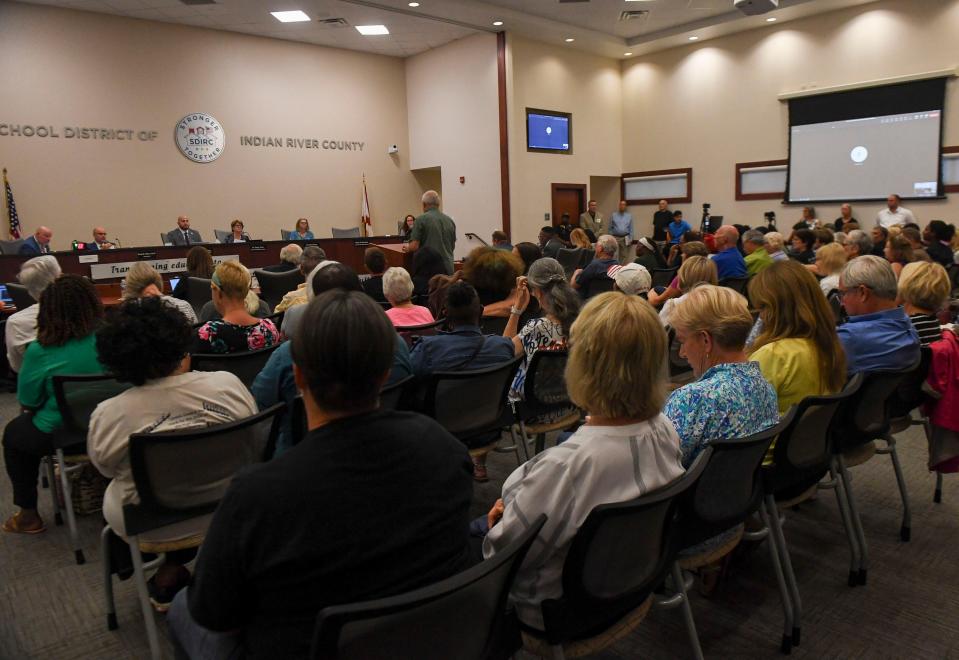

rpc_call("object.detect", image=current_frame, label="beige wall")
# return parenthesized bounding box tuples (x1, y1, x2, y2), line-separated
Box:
(0, 1, 423, 250)
(622, 0, 959, 237)
(406, 33, 501, 259)
(507, 36, 623, 244)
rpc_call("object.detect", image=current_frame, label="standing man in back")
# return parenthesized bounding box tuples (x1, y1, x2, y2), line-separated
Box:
(652, 199, 672, 243)
(579, 199, 605, 239)
(406, 190, 456, 275)
(609, 200, 634, 264)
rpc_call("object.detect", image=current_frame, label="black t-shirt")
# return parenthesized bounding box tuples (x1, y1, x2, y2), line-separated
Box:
(188, 409, 474, 659)
(363, 274, 387, 303)
(926, 241, 953, 268)
(653, 210, 673, 241)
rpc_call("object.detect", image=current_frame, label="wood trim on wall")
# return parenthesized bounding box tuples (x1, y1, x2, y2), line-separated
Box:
(735, 159, 788, 201)
(497, 31, 511, 237)
(944, 146, 959, 194)
(621, 167, 692, 205)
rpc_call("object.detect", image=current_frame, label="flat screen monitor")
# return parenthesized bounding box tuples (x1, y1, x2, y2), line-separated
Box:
(527, 108, 571, 153)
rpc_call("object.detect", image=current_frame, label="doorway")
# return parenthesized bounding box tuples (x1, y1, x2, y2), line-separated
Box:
(550, 183, 586, 227)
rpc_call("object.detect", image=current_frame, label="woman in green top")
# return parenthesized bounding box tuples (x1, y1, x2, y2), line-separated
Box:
(2, 275, 104, 534)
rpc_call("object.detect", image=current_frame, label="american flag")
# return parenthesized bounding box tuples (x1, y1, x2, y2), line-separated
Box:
(360, 175, 372, 238)
(3, 169, 21, 239)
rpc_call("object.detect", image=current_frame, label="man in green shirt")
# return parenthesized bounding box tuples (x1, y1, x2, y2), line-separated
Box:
(742, 229, 774, 277)
(406, 190, 456, 274)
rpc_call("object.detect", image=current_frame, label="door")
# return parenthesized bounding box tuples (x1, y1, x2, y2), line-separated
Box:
(551, 183, 586, 228)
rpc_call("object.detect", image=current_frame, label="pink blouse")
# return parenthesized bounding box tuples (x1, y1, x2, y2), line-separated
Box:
(385, 305, 435, 328)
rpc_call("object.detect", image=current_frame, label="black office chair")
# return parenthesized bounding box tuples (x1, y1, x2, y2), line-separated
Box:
(583, 277, 614, 299)
(5, 282, 35, 310)
(523, 451, 709, 660)
(666, 327, 692, 381)
(186, 276, 213, 315)
(311, 515, 547, 660)
(718, 276, 750, 302)
(191, 344, 283, 389)
(826, 289, 845, 325)
(395, 318, 447, 348)
(51, 374, 134, 564)
(101, 404, 284, 660)
(332, 227, 361, 238)
(257, 268, 305, 311)
(0, 239, 26, 255)
(651, 267, 679, 290)
(512, 350, 580, 460)
(556, 248, 590, 277)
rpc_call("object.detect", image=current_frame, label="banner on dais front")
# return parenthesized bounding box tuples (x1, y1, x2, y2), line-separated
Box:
(89, 254, 238, 280)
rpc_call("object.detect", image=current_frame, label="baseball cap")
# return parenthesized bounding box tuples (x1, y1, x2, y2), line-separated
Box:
(606, 262, 652, 296)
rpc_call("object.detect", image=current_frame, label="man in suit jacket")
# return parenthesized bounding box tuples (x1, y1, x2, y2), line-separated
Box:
(86, 227, 115, 251)
(539, 226, 565, 259)
(18, 227, 53, 255)
(166, 216, 204, 246)
(578, 199, 605, 237)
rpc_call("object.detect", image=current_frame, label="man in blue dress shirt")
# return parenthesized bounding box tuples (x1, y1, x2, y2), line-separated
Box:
(609, 200, 634, 264)
(837, 255, 920, 375)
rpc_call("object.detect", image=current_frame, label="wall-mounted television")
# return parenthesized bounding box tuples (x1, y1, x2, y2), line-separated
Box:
(526, 108, 571, 154)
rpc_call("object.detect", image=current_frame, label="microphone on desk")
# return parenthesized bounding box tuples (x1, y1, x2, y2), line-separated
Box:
(113, 237, 122, 248)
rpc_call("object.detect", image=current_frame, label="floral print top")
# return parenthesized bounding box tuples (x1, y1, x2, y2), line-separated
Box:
(663, 361, 779, 467)
(509, 317, 566, 402)
(194, 318, 280, 355)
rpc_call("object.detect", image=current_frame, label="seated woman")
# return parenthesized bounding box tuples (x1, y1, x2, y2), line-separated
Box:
(884, 234, 915, 280)
(198, 291, 270, 323)
(764, 232, 789, 262)
(2, 275, 104, 534)
(123, 261, 197, 324)
(254, 263, 412, 457)
(484, 291, 685, 629)
(401, 214, 415, 239)
(666, 230, 703, 268)
(193, 260, 279, 354)
(410, 246, 448, 297)
(291, 217, 314, 241)
(648, 241, 709, 307)
(812, 242, 847, 295)
(89, 297, 258, 610)
(897, 261, 950, 347)
(221, 219, 249, 244)
(747, 260, 846, 416)
(462, 246, 525, 317)
(658, 255, 719, 327)
(569, 228, 592, 251)
(172, 246, 214, 300)
(383, 267, 435, 327)
(512, 242, 543, 275)
(789, 228, 816, 265)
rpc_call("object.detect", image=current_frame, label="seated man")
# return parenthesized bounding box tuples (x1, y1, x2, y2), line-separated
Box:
(261, 243, 302, 273)
(571, 234, 618, 296)
(88, 227, 115, 250)
(742, 229, 773, 277)
(165, 216, 203, 246)
(361, 246, 388, 304)
(18, 227, 53, 255)
(5, 256, 60, 373)
(837, 255, 920, 375)
(844, 229, 874, 261)
(710, 225, 747, 279)
(491, 230, 513, 251)
(169, 289, 474, 659)
(539, 225, 565, 259)
(273, 245, 326, 313)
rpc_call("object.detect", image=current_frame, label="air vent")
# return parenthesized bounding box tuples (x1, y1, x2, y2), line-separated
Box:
(179, 0, 216, 5)
(619, 10, 650, 20)
(319, 17, 349, 26)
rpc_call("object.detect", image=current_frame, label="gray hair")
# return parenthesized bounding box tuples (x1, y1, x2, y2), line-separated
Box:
(840, 254, 898, 300)
(300, 246, 327, 275)
(527, 257, 581, 336)
(846, 230, 873, 257)
(421, 190, 441, 208)
(123, 262, 162, 300)
(383, 266, 414, 304)
(764, 231, 784, 253)
(742, 229, 765, 245)
(597, 234, 618, 257)
(833, 231, 848, 246)
(18, 255, 61, 299)
(279, 243, 303, 264)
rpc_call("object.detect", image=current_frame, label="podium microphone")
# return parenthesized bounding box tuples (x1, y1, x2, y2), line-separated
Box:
(113, 237, 122, 248)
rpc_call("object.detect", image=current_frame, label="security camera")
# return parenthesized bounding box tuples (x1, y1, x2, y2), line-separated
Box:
(387, 144, 399, 154)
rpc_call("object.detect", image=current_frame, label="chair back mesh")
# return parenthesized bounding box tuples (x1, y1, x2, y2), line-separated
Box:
(889, 347, 932, 418)
(186, 277, 213, 315)
(850, 370, 911, 438)
(380, 376, 412, 411)
(395, 319, 446, 348)
(584, 277, 614, 299)
(424, 357, 521, 440)
(191, 344, 282, 388)
(651, 267, 679, 290)
(480, 316, 509, 336)
(667, 328, 691, 377)
(257, 269, 305, 310)
(718, 276, 750, 299)
(556, 248, 586, 277)
(5, 282, 35, 311)
(53, 375, 134, 449)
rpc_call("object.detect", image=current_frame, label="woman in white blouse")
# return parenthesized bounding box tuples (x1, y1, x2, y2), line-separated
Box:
(482, 291, 685, 629)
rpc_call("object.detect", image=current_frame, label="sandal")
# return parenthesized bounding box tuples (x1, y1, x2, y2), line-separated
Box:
(1, 511, 46, 535)
(472, 462, 489, 483)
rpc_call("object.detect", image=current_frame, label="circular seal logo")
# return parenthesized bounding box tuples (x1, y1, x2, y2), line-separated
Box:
(175, 113, 225, 163)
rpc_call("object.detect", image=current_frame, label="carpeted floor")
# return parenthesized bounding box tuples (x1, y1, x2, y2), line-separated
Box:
(1, 390, 958, 659)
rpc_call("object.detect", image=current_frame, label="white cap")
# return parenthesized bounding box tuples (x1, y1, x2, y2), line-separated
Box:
(606, 262, 652, 296)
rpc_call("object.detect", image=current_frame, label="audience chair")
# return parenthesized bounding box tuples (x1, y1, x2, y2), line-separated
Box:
(185, 276, 213, 315)
(948, 264, 959, 298)
(718, 276, 751, 303)
(395, 318, 447, 348)
(101, 404, 284, 660)
(5, 282, 35, 311)
(583, 277, 615, 299)
(511, 350, 581, 461)
(0, 239, 26, 255)
(521, 451, 709, 660)
(311, 515, 547, 660)
(885, 349, 936, 498)
(191, 344, 283, 389)
(826, 290, 845, 325)
(257, 268, 305, 311)
(480, 316, 509, 336)
(761, 381, 861, 653)
(666, 327, 694, 383)
(332, 227, 361, 238)
(51, 374, 134, 564)
(650, 267, 679, 290)
(555, 248, 590, 277)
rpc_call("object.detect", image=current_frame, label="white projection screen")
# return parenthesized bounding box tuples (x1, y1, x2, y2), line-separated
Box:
(787, 78, 947, 203)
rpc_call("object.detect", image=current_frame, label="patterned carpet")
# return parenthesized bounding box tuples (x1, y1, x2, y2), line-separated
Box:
(1, 391, 957, 659)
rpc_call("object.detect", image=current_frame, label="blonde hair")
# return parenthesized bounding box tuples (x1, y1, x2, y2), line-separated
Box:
(566, 292, 667, 420)
(212, 260, 251, 300)
(677, 255, 718, 292)
(569, 228, 591, 250)
(764, 232, 785, 253)
(670, 285, 752, 351)
(123, 262, 163, 299)
(382, 266, 414, 304)
(898, 261, 950, 312)
(815, 242, 847, 276)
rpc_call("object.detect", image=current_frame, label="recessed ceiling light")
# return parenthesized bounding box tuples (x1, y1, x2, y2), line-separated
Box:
(356, 24, 389, 35)
(688, 36, 699, 41)
(624, 52, 633, 56)
(492, 20, 503, 26)
(565, 37, 575, 42)
(271, 10, 310, 23)
(408, 2, 419, 6)
(766, 17, 777, 22)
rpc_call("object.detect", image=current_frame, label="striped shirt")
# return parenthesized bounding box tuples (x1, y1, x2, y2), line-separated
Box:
(909, 313, 942, 348)
(483, 414, 685, 629)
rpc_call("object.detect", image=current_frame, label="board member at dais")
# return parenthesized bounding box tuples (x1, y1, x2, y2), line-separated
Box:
(166, 216, 204, 246)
